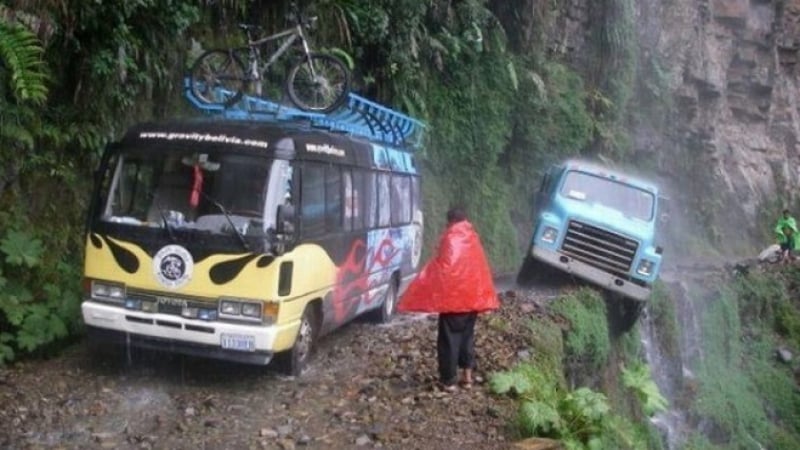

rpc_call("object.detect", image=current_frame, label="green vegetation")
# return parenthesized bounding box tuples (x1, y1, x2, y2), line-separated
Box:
(0, 1, 200, 362)
(648, 281, 680, 360)
(550, 288, 610, 370)
(587, 0, 637, 158)
(490, 289, 665, 449)
(0, 229, 81, 363)
(621, 363, 668, 417)
(691, 270, 800, 449)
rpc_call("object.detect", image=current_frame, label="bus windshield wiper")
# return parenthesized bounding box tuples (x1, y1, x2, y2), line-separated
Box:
(153, 200, 177, 242)
(199, 191, 250, 252)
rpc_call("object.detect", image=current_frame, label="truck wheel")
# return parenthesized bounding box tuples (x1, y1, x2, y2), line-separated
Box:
(606, 295, 646, 335)
(516, 256, 539, 286)
(275, 305, 318, 376)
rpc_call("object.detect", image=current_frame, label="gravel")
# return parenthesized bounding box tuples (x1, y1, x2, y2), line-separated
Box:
(0, 288, 546, 450)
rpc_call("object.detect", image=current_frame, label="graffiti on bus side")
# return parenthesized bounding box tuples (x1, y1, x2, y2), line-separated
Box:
(329, 226, 415, 324)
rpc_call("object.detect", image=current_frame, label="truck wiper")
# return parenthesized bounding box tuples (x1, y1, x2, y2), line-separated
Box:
(198, 191, 250, 252)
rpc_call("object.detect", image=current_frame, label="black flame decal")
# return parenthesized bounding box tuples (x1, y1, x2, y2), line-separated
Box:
(105, 237, 140, 274)
(256, 255, 275, 268)
(209, 254, 260, 285)
(90, 234, 103, 249)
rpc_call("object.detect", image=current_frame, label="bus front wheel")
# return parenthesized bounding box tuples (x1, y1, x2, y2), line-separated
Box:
(275, 305, 318, 376)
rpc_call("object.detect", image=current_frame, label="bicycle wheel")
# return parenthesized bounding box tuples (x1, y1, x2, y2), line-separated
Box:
(286, 53, 350, 113)
(189, 49, 246, 107)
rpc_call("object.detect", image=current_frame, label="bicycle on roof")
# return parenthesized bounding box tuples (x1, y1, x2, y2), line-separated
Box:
(188, 4, 351, 113)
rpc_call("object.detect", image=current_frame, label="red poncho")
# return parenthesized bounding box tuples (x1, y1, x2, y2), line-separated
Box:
(398, 220, 499, 314)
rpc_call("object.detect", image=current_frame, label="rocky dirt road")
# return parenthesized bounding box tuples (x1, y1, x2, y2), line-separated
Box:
(0, 287, 548, 450)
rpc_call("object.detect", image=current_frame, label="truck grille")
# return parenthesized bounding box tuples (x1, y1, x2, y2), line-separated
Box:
(561, 221, 638, 276)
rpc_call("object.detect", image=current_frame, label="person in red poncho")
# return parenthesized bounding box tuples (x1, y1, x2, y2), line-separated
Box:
(397, 206, 499, 390)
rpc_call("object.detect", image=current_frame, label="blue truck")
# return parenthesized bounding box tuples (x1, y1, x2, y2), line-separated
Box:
(518, 159, 663, 304)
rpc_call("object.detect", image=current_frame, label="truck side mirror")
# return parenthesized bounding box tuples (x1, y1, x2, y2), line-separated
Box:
(655, 246, 663, 255)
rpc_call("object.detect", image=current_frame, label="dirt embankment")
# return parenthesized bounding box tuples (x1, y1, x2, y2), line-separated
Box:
(0, 289, 546, 450)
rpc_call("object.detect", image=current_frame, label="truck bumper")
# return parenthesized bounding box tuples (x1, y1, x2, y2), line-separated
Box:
(532, 247, 651, 301)
(82, 301, 298, 365)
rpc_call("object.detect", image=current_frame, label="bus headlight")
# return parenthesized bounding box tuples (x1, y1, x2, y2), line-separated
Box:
(540, 226, 558, 244)
(91, 281, 126, 303)
(241, 302, 262, 318)
(219, 298, 263, 322)
(220, 300, 241, 315)
(636, 259, 654, 276)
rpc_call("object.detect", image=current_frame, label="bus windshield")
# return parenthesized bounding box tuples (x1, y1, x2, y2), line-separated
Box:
(560, 170, 655, 221)
(98, 149, 291, 236)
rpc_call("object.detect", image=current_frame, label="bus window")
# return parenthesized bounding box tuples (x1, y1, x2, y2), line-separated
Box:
(301, 164, 325, 237)
(411, 177, 420, 220)
(343, 169, 353, 231)
(391, 175, 411, 225)
(377, 173, 391, 227)
(365, 172, 378, 228)
(107, 156, 157, 220)
(351, 170, 365, 230)
(325, 165, 342, 232)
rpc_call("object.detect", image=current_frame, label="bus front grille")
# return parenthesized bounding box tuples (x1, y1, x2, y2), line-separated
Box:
(561, 220, 638, 277)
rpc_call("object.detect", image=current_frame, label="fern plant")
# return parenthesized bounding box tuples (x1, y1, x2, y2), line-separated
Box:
(0, 19, 48, 104)
(490, 363, 615, 448)
(621, 363, 669, 417)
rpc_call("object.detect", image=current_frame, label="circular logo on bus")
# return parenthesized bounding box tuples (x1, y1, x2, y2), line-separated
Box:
(153, 245, 193, 289)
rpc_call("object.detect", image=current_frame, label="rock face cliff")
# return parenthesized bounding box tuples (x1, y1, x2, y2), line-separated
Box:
(494, 0, 800, 253)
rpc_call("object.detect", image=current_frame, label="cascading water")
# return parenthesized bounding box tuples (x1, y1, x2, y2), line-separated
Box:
(640, 272, 703, 450)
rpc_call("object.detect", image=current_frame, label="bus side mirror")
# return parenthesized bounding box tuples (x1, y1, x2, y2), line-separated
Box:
(276, 203, 295, 235)
(269, 204, 296, 256)
(655, 246, 664, 255)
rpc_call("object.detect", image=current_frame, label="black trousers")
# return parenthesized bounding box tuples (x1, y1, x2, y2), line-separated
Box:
(437, 312, 478, 385)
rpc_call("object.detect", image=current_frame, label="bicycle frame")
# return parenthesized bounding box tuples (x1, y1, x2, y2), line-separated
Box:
(244, 23, 313, 81)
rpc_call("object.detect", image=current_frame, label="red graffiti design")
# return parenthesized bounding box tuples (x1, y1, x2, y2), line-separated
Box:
(331, 236, 399, 324)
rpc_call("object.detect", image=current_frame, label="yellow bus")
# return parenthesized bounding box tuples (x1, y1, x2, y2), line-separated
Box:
(82, 95, 424, 375)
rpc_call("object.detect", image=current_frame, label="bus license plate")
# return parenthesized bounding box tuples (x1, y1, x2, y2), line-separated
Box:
(220, 333, 255, 352)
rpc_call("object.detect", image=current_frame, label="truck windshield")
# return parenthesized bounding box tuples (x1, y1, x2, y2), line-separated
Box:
(560, 170, 654, 221)
(97, 149, 287, 237)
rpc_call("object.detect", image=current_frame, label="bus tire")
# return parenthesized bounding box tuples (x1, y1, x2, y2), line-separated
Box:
(373, 278, 398, 324)
(275, 305, 318, 376)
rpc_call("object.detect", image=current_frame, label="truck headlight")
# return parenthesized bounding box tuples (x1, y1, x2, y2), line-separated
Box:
(540, 226, 558, 244)
(636, 259, 654, 276)
(91, 281, 126, 303)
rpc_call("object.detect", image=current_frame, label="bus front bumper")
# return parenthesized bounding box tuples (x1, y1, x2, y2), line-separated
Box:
(82, 301, 298, 365)
(532, 246, 651, 301)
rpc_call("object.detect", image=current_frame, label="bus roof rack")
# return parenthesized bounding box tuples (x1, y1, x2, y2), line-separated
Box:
(183, 78, 425, 150)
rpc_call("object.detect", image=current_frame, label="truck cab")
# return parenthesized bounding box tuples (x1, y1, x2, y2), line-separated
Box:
(519, 159, 663, 302)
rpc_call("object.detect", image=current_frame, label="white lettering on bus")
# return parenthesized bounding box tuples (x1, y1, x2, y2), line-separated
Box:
(138, 132, 269, 149)
(306, 143, 346, 157)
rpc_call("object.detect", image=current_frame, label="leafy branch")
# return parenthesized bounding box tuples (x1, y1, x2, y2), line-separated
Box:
(621, 363, 669, 417)
(0, 20, 48, 104)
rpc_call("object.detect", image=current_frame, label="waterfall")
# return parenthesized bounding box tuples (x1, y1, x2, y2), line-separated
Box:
(640, 273, 699, 449)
